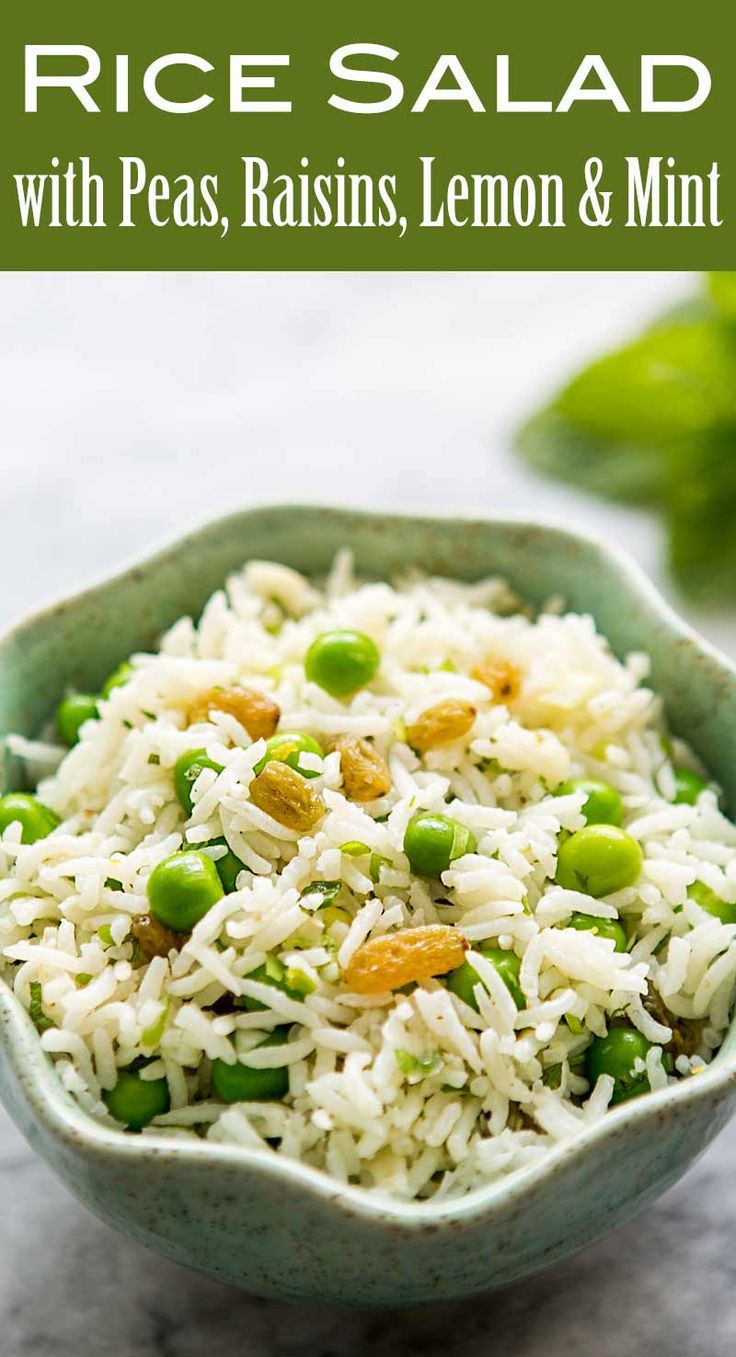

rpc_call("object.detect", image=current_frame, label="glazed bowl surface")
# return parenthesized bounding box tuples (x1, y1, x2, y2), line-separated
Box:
(1, 505, 735, 1305)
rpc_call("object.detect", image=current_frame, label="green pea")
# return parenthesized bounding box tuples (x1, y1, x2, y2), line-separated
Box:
(585, 1025, 652, 1104)
(0, 793, 60, 844)
(212, 1028, 290, 1102)
(56, 693, 100, 745)
(101, 661, 133, 698)
(447, 947, 524, 1011)
(566, 912, 628, 952)
(304, 630, 380, 699)
(184, 836, 244, 893)
(241, 954, 304, 1012)
(688, 880, 736, 925)
(403, 812, 477, 878)
(556, 825, 642, 897)
(174, 748, 224, 815)
(673, 768, 709, 805)
(147, 850, 223, 932)
(103, 1067, 170, 1129)
(253, 731, 324, 780)
(555, 778, 623, 827)
(212, 840, 245, 893)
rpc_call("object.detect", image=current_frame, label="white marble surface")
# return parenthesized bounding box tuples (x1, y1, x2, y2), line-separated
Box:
(1, 270, 733, 1354)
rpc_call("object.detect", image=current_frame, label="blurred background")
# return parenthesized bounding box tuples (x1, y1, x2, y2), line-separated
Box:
(1, 270, 732, 1355)
(3, 269, 733, 655)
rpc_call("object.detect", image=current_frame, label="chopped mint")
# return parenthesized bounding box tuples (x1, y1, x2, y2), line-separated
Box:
(28, 981, 54, 1034)
(284, 966, 317, 996)
(317, 903, 351, 929)
(370, 852, 390, 884)
(263, 954, 285, 983)
(478, 757, 503, 775)
(395, 1048, 443, 1078)
(302, 880, 341, 907)
(141, 1000, 169, 1050)
(340, 841, 371, 857)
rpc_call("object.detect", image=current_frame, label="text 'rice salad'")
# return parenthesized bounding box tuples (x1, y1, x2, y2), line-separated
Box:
(2, 553, 736, 1202)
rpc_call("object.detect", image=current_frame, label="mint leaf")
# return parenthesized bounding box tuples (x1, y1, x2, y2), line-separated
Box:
(518, 408, 667, 504)
(708, 273, 736, 320)
(667, 433, 736, 597)
(557, 321, 736, 446)
(516, 284, 736, 599)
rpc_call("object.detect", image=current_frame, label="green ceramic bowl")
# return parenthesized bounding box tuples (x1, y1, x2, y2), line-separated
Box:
(1, 506, 736, 1306)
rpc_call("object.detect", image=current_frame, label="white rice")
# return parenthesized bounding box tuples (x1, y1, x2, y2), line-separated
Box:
(2, 551, 735, 1201)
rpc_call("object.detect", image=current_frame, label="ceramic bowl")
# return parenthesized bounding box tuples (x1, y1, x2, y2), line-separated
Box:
(1, 506, 735, 1306)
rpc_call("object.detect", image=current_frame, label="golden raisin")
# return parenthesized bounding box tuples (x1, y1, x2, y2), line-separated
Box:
(406, 700, 476, 752)
(249, 761, 324, 832)
(334, 735, 391, 802)
(471, 659, 521, 704)
(344, 924, 467, 995)
(131, 914, 183, 959)
(189, 686, 280, 740)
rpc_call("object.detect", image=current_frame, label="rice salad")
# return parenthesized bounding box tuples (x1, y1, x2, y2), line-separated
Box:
(2, 553, 736, 1203)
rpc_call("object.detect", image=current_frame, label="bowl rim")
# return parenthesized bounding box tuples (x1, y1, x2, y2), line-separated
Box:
(2, 503, 736, 1228)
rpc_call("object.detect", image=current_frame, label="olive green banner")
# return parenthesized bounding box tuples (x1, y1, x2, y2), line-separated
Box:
(1, 0, 733, 268)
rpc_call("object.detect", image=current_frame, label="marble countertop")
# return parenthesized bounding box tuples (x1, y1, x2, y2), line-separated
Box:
(3, 1109, 734, 1356)
(0, 270, 732, 1354)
